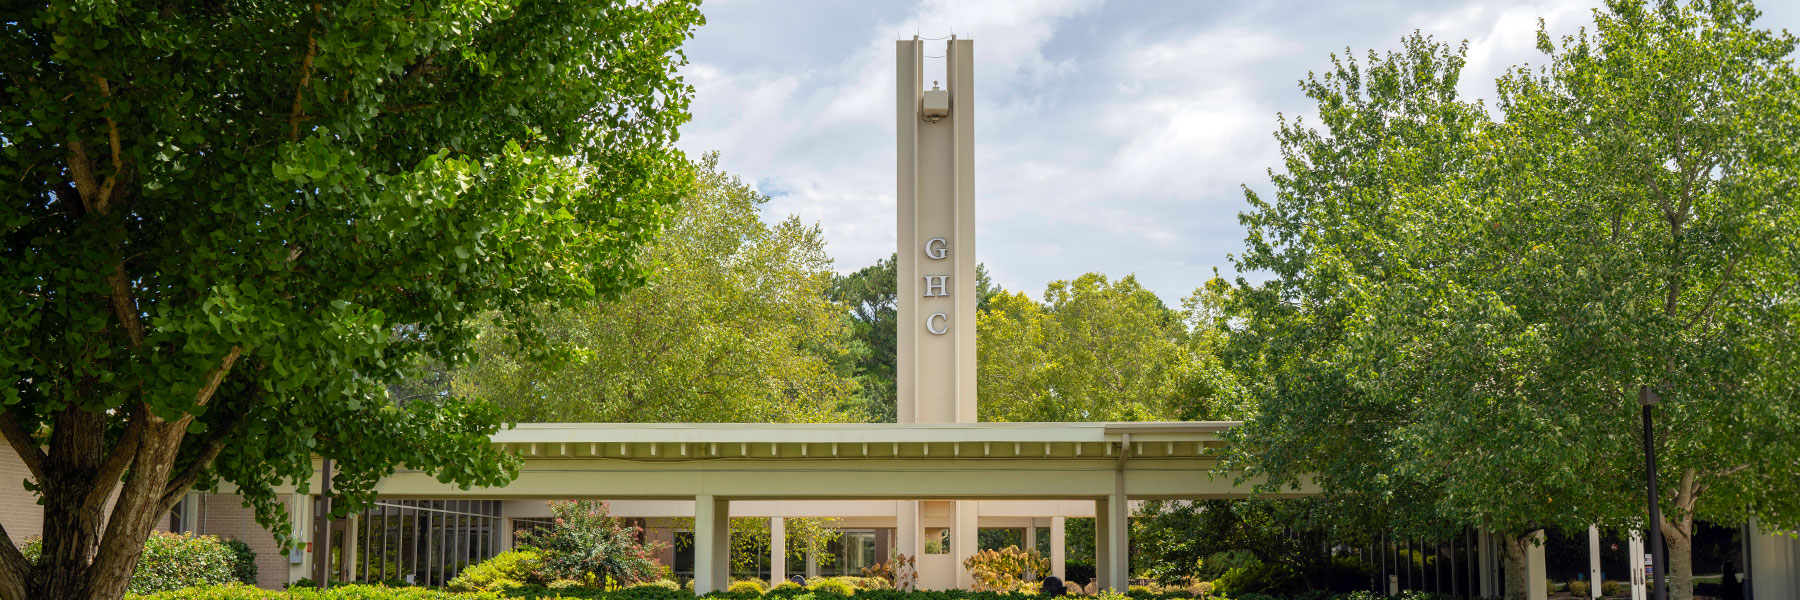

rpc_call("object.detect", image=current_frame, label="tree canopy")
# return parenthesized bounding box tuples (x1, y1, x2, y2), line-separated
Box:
(1225, 2, 1800, 599)
(978, 273, 1238, 422)
(453, 155, 855, 423)
(0, 2, 701, 598)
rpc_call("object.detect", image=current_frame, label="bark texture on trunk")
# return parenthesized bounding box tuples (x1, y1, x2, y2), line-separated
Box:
(1665, 531, 1693, 600)
(6, 416, 206, 600)
(1658, 467, 1700, 600)
(1499, 531, 1534, 600)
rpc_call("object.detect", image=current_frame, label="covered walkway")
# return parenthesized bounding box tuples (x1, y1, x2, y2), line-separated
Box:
(301, 421, 1297, 593)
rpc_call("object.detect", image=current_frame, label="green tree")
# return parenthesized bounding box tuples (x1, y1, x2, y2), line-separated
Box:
(1482, 3, 1800, 597)
(828, 256, 898, 422)
(0, 2, 701, 599)
(1224, 33, 1595, 600)
(978, 273, 1221, 422)
(1228, 3, 1800, 599)
(454, 155, 854, 423)
(828, 257, 999, 422)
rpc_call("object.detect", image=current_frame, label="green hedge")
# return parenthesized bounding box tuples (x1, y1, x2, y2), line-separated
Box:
(130, 584, 1479, 600)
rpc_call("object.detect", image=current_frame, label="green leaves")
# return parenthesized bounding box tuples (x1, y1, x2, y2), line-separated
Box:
(0, 0, 703, 589)
(451, 154, 853, 424)
(977, 274, 1237, 423)
(1227, 5, 1800, 595)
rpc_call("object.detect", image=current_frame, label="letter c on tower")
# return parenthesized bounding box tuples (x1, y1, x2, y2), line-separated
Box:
(926, 312, 949, 335)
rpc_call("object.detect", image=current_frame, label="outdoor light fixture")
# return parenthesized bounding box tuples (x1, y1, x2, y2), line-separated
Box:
(1639, 385, 1667, 600)
(921, 81, 950, 122)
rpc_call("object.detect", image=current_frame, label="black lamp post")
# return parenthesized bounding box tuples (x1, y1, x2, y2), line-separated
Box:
(1640, 386, 1667, 600)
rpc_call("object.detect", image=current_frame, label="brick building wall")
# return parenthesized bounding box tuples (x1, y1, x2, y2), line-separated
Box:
(0, 451, 41, 544)
(194, 493, 289, 590)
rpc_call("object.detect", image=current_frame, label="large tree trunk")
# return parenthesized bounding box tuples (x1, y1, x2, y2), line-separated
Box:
(1665, 530, 1693, 600)
(1498, 531, 1537, 600)
(1658, 468, 1700, 600)
(9, 418, 194, 600)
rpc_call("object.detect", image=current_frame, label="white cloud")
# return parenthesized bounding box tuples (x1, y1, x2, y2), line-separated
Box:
(676, 0, 1800, 303)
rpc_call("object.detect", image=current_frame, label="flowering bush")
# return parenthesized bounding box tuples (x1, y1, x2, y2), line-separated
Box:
(518, 500, 668, 586)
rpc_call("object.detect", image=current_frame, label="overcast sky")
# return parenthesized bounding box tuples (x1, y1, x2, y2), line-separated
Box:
(674, 0, 1800, 304)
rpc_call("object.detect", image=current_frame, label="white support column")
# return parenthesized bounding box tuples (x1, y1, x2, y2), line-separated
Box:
(1095, 499, 1111, 591)
(1747, 517, 1800, 600)
(1528, 530, 1548, 600)
(1478, 529, 1497, 598)
(1024, 524, 1037, 556)
(695, 495, 729, 595)
(1051, 517, 1067, 581)
(1588, 526, 1603, 598)
(1105, 493, 1129, 591)
(898, 500, 921, 560)
(953, 500, 977, 589)
(771, 517, 787, 585)
(1629, 531, 1647, 600)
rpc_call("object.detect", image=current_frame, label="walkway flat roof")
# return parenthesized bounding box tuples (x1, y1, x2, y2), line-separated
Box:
(319, 421, 1308, 500)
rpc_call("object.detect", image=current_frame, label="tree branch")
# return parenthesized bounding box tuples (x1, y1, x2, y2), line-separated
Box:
(195, 346, 243, 408)
(157, 416, 243, 513)
(287, 5, 322, 142)
(0, 411, 46, 483)
(81, 406, 146, 515)
(1683, 252, 1738, 331)
(92, 75, 124, 214)
(0, 519, 32, 600)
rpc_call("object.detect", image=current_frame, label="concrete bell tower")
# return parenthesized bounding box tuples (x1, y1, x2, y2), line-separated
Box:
(896, 36, 976, 424)
(894, 36, 978, 590)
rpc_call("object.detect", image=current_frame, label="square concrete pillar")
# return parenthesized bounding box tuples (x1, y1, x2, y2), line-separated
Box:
(898, 500, 921, 559)
(1528, 530, 1548, 600)
(1748, 518, 1799, 600)
(1478, 529, 1497, 598)
(1588, 526, 1602, 598)
(694, 495, 729, 595)
(771, 517, 787, 585)
(1105, 493, 1129, 591)
(1051, 517, 1067, 581)
(954, 500, 978, 589)
(1095, 499, 1111, 590)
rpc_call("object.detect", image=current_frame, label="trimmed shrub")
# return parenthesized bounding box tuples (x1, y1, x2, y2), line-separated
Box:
(446, 549, 544, 592)
(129, 582, 504, 598)
(1567, 580, 1590, 596)
(630, 579, 682, 591)
(807, 578, 856, 596)
(220, 538, 258, 585)
(840, 576, 892, 591)
(1602, 580, 1628, 596)
(33, 531, 238, 594)
(729, 580, 769, 594)
(1211, 562, 1302, 597)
